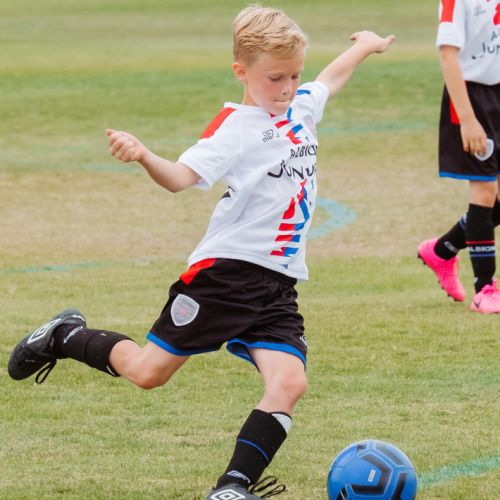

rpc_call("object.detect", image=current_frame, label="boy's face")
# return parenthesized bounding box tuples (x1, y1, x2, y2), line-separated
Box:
(233, 49, 305, 115)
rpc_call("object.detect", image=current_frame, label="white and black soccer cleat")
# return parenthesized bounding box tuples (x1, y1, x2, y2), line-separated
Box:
(206, 477, 286, 499)
(8, 309, 86, 384)
(206, 483, 262, 500)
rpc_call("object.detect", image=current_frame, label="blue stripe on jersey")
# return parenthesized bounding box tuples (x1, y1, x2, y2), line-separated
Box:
(146, 332, 219, 356)
(296, 89, 311, 95)
(283, 247, 299, 257)
(226, 339, 306, 367)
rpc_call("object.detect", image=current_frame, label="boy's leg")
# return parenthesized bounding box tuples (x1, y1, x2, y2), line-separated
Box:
(108, 339, 189, 389)
(433, 196, 500, 258)
(467, 181, 500, 312)
(467, 181, 496, 293)
(418, 190, 500, 302)
(214, 350, 306, 491)
(8, 309, 189, 387)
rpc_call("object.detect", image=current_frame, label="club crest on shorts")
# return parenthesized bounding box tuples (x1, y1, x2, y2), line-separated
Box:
(171, 294, 200, 326)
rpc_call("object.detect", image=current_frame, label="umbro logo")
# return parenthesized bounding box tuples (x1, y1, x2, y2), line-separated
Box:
(26, 319, 60, 345)
(210, 489, 246, 500)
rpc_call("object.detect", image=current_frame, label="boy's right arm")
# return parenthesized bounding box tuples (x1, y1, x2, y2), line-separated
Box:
(106, 129, 200, 193)
(439, 45, 487, 156)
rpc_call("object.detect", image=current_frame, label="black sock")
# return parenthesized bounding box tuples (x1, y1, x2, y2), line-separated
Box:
(465, 204, 495, 292)
(435, 215, 467, 259)
(54, 325, 133, 376)
(215, 409, 291, 489)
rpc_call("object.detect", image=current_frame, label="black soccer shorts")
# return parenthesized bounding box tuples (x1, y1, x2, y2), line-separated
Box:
(439, 82, 500, 181)
(147, 258, 307, 368)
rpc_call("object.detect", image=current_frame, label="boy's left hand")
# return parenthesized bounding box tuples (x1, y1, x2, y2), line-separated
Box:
(350, 31, 395, 54)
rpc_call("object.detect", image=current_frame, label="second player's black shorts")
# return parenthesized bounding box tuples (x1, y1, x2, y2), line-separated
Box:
(439, 82, 500, 181)
(147, 258, 307, 368)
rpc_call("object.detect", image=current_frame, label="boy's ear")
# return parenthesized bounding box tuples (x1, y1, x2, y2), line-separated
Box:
(232, 61, 247, 82)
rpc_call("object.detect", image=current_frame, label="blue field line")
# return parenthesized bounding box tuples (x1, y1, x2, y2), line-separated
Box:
(1, 258, 153, 275)
(308, 197, 357, 240)
(418, 455, 500, 490)
(2, 198, 357, 274)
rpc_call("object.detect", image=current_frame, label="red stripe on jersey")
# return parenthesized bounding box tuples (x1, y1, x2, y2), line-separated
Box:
(200, 107, 236, 139)
(286, 130, 301, 145)
(275, 234, 295, 242)
(275, 119, 289, 129)
(449, 99, 460, 124)
(180, 258, 217, 285)
(440, 0, 456, 23)
(283, 198, 296, 219)
(495, 4, 500, 25)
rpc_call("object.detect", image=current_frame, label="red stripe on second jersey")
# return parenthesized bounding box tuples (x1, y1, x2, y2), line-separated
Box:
(440, 0, 456, 23)
(200, 107, 236, 139)
(449, 99, 460, 124)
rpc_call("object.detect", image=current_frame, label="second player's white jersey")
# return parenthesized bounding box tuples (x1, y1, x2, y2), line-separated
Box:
(436, 0, 500, 85)
(178, 81, 330, 281)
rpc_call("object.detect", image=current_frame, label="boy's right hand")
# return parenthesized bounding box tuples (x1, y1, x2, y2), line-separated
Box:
(106, 129, 147, 163)
(459, 117, 488, 157)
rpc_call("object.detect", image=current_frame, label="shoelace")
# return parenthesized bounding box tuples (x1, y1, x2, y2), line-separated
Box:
(249, 476, 287, 498)
(34, 360, 57, 384)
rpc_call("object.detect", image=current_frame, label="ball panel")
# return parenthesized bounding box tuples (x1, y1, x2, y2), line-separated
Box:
(327, 440, 417, 500)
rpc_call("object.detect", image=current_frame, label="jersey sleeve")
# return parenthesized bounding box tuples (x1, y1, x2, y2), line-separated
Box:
(436, 0, 466, 49)
(292, 81, 330, 124)
(178, 107, 240, 190)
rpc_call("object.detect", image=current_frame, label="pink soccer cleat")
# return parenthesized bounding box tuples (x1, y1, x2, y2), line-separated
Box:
(470, 280, 500, 314)
(418, 238, 466, 302)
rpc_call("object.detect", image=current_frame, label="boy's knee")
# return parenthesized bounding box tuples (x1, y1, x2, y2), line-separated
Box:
(130, 367, 170, 390)
(270, 370, 308, 402)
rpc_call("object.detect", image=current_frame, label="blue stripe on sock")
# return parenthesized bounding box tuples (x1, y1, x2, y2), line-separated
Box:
(237, 438, 270, 463)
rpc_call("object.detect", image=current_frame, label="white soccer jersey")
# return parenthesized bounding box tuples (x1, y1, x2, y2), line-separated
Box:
(178, 81, 330, 280)
(436, 0, 500, 85)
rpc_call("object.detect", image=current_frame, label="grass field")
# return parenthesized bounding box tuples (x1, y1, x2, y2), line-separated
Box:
(1, 1, 499, 498)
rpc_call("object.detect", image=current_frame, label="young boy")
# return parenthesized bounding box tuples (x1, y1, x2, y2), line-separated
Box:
(8, 5, 394, 498)
(418, 0, 500, 313)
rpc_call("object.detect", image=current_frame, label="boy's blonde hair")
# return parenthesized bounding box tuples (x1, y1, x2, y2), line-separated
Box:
(233, 4, 308, 65)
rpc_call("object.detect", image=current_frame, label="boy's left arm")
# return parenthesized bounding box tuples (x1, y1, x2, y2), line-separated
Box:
(316, 31, 395, 99)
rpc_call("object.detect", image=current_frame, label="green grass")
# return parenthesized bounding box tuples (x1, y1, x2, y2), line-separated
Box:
(1, 0, 499, 498)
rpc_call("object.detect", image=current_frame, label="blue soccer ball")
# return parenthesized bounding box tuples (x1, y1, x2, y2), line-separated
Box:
(327, 439, 417, 499)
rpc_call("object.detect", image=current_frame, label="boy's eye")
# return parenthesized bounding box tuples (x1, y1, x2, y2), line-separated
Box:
(269, 76, 282, 82)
